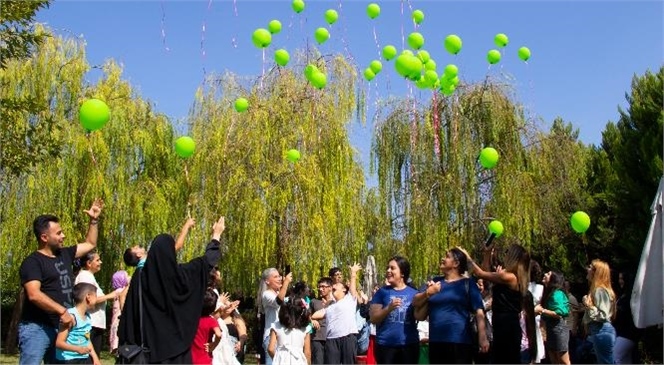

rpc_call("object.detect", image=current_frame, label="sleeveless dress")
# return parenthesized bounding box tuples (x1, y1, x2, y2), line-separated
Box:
(271, 322, 308, 365)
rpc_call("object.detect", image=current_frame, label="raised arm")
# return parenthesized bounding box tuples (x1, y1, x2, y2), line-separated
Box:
(457, 246, 517, 288)
(175, 218, 196, 252)
(349, 263, 362, 299)
(76, 199, 104, 258)
(278, 272, 293, 302)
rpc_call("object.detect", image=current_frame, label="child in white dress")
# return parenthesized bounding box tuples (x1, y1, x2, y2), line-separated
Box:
(268, 297, 312, 365)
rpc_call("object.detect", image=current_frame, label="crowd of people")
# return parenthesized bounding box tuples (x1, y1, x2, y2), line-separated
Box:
(16, 199, 642, 364)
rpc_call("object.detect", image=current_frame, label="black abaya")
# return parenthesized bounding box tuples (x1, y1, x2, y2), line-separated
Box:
(118, 234, 221, 363)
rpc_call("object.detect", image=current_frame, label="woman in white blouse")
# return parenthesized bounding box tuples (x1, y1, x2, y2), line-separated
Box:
(74, 250, 123, 356)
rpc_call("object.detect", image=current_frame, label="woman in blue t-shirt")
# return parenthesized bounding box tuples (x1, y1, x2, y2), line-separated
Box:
(413, 248, 490, 364)
(369, 256, 420, 364)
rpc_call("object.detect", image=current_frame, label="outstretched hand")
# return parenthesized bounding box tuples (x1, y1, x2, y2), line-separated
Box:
(350, 262, 362, 274)
(212, 216, 225, 240)
(83, 198, 104, 219)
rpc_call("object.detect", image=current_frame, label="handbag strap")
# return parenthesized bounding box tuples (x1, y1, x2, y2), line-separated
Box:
(138, 267, 144, 348)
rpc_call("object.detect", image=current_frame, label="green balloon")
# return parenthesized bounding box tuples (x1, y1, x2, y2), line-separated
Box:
(488, 220, 504, 238)
(570, 211, 591, 233)
(310, 71, 327, 89)
(487, 49, 501, 65)
(304, 64, 319, 81)
(424, 59, 436, 71)
(444, 34, 462, 55)
(292, 0, 305, 13)
(494, 33, 509, 48)
(286, 149, 301, 162)
(424, 70, 438, 85)
(407, 32, 425, 50)
(401, 50, 414, 57)
(366, 3, 380, 19)
(518, 46, 531, 61)
(412, 9, 424, 24)
(449, 76, 460, 86)
(395, 54, 410, 77)
(174, 136, 196, 158)
(369, 60, 382, 74)
(407, 56, 423, 79)
(79, 98, 110, 131)
(325, 9, 338, 24)
(252, 28, 272, 48)
(268, 20, 282, 34)
(417, 50, 430, 64)
(443, 64, 458, 78)
(479, 147, 499, 168)
(382, 45, 397, 61)
(234, 98, 249, 112)
(441, 84, 455, 96)
(415, 75, 429, 90)
(274, 49, 290, 66)
(364, 68, 376, 81)
(314, 27, 330, 44)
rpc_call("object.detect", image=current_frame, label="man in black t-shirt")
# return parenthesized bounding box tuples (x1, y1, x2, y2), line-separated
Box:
(310, 277, 334, 364)
(18, 199, 103, 365)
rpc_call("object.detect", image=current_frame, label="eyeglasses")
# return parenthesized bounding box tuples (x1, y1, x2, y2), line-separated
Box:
(318, 285, 330, 289)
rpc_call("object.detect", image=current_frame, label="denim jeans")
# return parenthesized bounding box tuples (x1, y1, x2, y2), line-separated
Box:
(589, 322, 616, 364)
(263, 335, 273, 365)
(18, 321, 59, 365)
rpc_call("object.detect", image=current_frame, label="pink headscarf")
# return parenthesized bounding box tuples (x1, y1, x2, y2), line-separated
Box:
(111, 270, 130, 290)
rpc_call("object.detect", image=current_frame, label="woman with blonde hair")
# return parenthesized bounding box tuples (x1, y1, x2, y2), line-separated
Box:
(460, 244, 536, 364)
(582, 259, 616, 364)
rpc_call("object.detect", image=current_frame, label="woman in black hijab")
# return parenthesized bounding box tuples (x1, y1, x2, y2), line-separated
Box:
(119, 216, 226, 363)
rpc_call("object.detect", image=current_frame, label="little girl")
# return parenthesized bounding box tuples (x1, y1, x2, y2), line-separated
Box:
(192, 289, 223, 365)
(267, 297, 312, 365)
(109, 270, 130, 355)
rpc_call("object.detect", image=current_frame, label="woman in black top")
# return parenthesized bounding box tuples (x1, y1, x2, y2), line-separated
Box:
(460, 244, 536, 364)
(613, 271, 641, 364)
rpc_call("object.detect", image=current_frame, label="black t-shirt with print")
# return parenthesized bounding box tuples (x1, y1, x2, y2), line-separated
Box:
(19, 246, 77, 327)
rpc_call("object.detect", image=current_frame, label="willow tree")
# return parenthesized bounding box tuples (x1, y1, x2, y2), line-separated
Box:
(0, 27, 184, 296)
(182, 51, 370, 293)
(371, 79, 591, 284)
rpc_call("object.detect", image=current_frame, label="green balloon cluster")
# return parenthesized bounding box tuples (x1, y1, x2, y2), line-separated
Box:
(494, 33, 509, 48)
(394, 53, 423, 81)
(325, 9, 338, 24)
(367, 3, 380, 19)
(438, 64, 459, 95)
(382, 45, 397, 61)
(570, 211, 591, 233)
(252, 28, 272, 48)
(268, 20, 282, 34)
(274, 49, 290, 66)
(234, 98, 249, 112)
(79, 98, 110, 131)
(407, 32, 425, 50)
(487, 49, 501, 65)
(305, 64, 327, 89)
(315, 27, 330, 44)
(286, 149, 301, 162)
(364, 59, 383, 81)
(488, 220, 504, 238)
(518, 47, 531, 61)
(479, 147, 499, 169)
(292, 0, 305, 13)
(412, 9, 424, 24)
(175, 136, 196, 158)
(444, 34, 462, 55)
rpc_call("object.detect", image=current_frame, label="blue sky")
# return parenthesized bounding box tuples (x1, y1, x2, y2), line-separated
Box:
(37, 0, 663, 181)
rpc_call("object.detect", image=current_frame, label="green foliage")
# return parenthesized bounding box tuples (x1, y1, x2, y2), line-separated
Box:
(600, 66, 664, 267)
(0, 0, 50, 69)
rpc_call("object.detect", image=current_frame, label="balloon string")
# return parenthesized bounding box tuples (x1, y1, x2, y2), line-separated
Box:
(261, 48, 265, 90)
(337, 0, 354, 63)
(432, 92, 441, 159)
(372, 25, 380, 58)
(160, 1, 170, 52)
(184, 163, 192, 219)
(86, 134, 103, 187)
(400, 1, 405, 50)
(231, 0, 238, 48)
